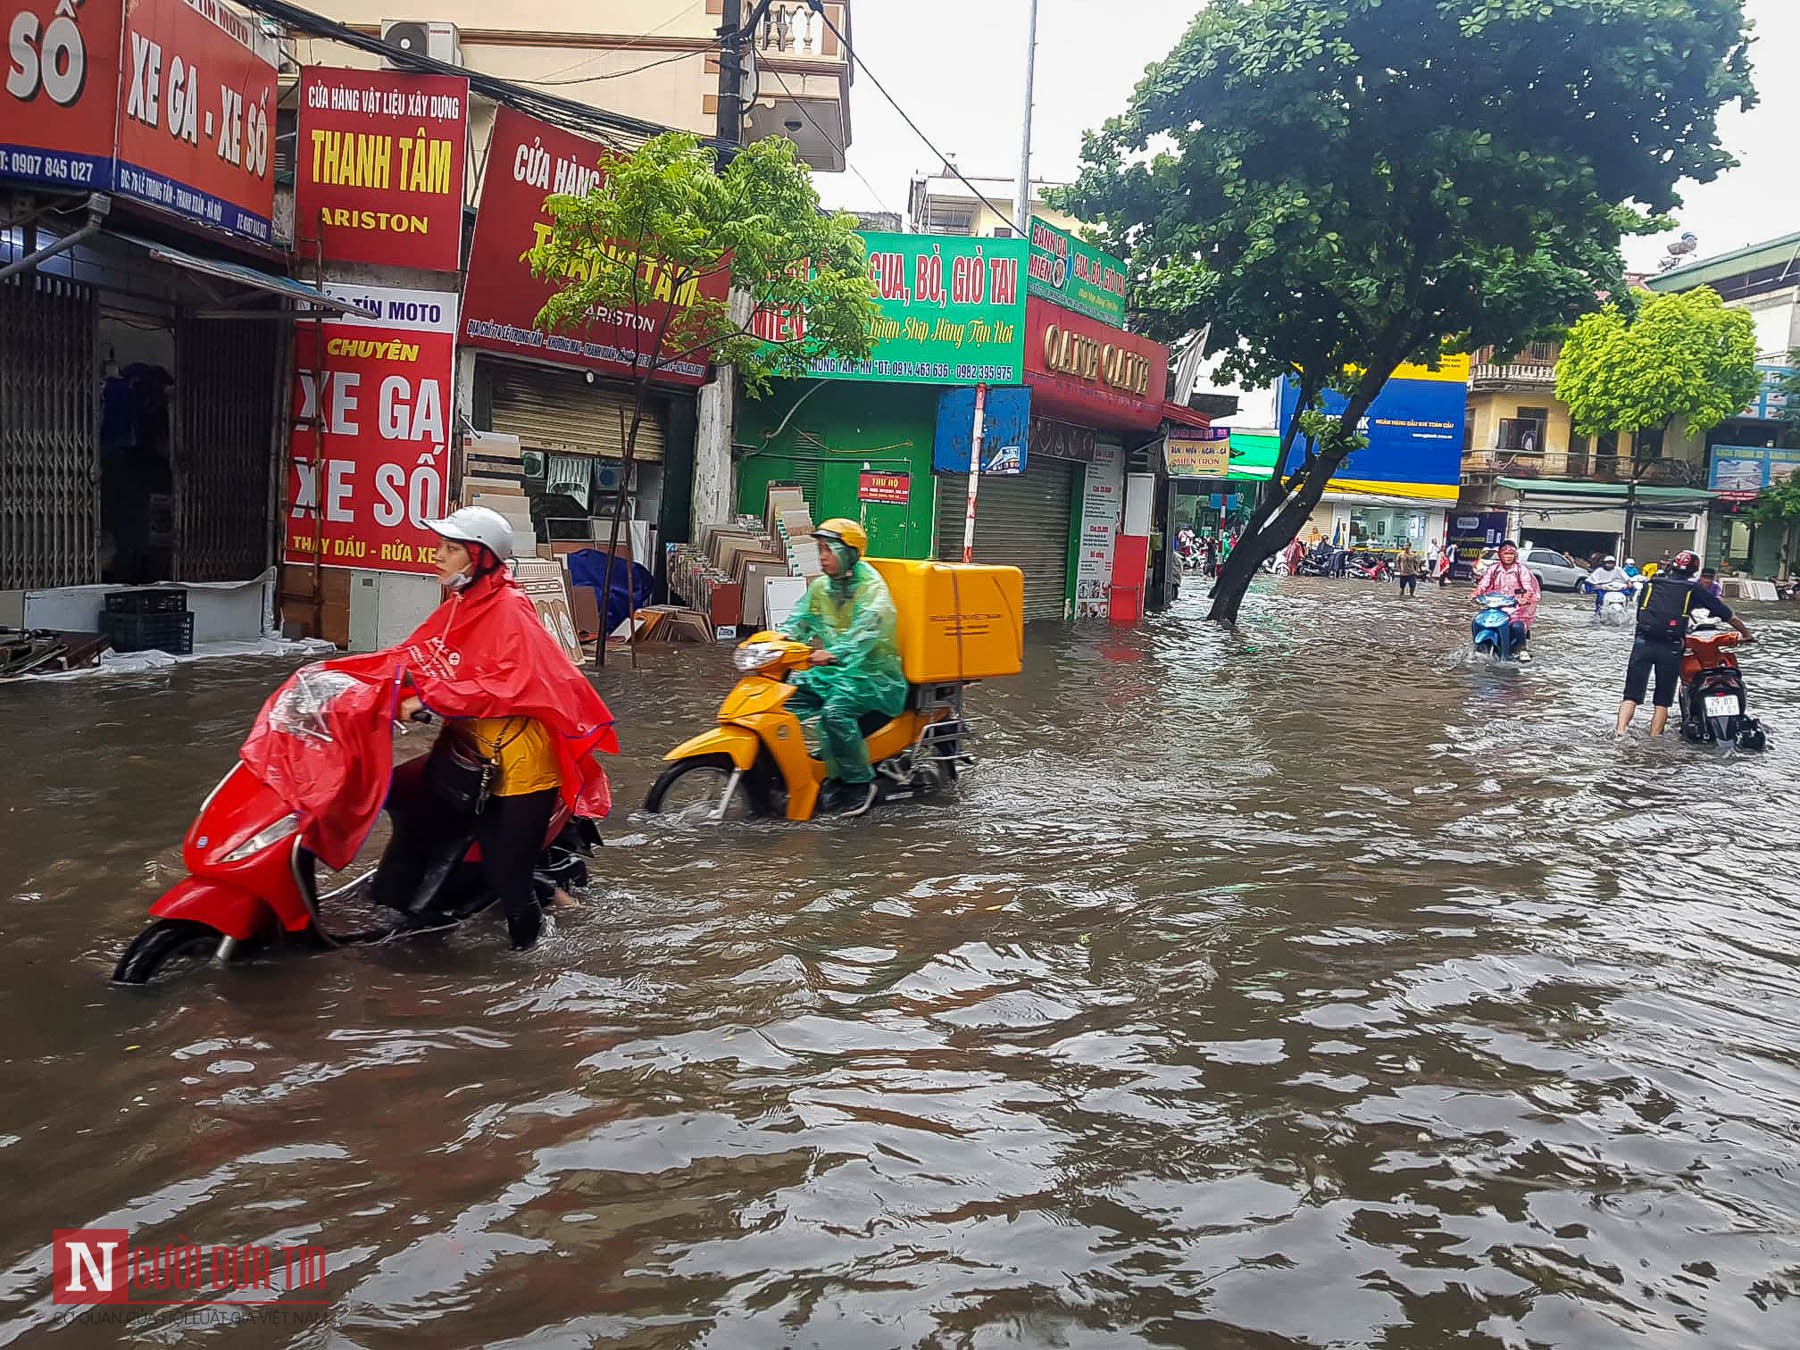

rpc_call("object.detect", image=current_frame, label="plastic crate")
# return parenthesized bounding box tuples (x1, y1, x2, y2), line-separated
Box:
(100, 610, 194, 655)
(104, 588, 187, 615)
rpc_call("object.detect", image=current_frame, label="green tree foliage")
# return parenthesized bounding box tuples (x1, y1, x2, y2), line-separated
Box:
(523, 133, 877, 660)
(1059, 0, 1755, 625)
(1557, 288, 1759, 447)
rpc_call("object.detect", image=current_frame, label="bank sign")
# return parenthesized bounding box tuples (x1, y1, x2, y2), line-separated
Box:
(771, 233, 1028, 384)
(1277, 356, 1470, 502)
(1, 0, 278, 243)
(1026, 217, 1126, 326)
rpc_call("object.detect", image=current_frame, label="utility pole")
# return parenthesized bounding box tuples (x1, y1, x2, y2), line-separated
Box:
(1013, 0, 1040, 236)
(717, 0, 744, 160)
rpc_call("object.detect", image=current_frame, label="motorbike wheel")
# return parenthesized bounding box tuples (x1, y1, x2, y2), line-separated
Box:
(111, 919, 226, 985)
(644, 754, 765, 822)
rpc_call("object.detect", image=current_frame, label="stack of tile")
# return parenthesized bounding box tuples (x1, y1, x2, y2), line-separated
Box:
(461, 431, 536, 556)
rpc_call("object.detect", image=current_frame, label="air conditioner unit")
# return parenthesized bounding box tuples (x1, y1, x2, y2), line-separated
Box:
(379, 20, 462, 69)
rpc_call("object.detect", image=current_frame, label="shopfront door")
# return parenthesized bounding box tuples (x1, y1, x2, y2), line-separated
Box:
(936, 461, 1077, 621)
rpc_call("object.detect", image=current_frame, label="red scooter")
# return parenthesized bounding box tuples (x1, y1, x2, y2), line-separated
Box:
(112, 665, 596, 984)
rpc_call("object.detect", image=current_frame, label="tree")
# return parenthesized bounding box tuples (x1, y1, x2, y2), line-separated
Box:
(527, 132, 878, 659)
(1059, 0, 1755, 625)
(1557, 287, 1758, 546)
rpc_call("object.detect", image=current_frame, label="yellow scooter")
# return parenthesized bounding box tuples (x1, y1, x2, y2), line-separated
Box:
(645, 558, 1023, 823)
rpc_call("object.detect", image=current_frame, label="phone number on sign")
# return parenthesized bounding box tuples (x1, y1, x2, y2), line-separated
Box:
(811, 359, 1018, 381)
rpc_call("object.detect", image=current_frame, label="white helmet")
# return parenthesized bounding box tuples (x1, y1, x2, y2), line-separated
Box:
(425, 506, 514, 562)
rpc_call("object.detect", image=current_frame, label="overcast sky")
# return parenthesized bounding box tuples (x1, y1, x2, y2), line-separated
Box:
(816, 0, 1800, 272)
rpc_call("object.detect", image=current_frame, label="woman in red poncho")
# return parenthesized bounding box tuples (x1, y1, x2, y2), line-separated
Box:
(373, 506, 617, 950)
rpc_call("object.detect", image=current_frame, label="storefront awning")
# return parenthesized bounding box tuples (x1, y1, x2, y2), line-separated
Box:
(1162, 400, 1212, 429)
(115, 234, 380, 318)
(1495, 476, 1716, 508)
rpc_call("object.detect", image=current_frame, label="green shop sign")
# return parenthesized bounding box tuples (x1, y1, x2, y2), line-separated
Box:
(1026, 216, 1127, 325)
(757, 233, 1028, 384)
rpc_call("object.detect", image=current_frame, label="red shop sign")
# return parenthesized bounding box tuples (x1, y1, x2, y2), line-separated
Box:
(858, 470, 910, 504)
(0, 0, 123, 192)
(285, 283, 456, 576)
(1024, 296, 1169, 431)
(461, 106, 729, 386)
(295, 67, 469, 271)
(114, 0, 280, 245)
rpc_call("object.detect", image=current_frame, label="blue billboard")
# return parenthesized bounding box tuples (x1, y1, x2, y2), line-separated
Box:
(933, 386, 1031, 474)
(1277, 370, 1466, 500)
(1708, 444, 1800, 496)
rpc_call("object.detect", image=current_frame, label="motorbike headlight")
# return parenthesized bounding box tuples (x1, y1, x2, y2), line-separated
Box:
(220, 813, 301, 863)
(732, 642, 786, 672)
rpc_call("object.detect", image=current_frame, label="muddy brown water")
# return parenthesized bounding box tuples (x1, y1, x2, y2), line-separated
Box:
(2, 578, 1799, 1347)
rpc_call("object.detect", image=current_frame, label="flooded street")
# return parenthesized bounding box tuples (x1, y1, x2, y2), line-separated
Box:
(3, 576, 1800, 1347)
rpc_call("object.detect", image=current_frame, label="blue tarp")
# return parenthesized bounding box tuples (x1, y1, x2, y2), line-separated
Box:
(566, 550, 655, 636)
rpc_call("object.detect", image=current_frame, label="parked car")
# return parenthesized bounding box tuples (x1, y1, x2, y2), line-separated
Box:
(1524, 548, 1589, 592)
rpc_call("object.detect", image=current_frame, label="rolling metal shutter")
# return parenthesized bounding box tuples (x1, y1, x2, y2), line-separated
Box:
(937, 460, 1075, 621)
(488, 363, 665, 461)
(0, 273, 99, 589)
(174, 313, 282, 580)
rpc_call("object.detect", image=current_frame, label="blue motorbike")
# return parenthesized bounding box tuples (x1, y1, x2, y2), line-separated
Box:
(1472, 592, 1525, 661)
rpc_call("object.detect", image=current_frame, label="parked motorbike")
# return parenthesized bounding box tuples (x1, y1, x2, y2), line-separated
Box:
(1678, 611, 1768, 752)
(646, 559, 1023, 823)
(112, 666, 598, 984)
(1345, 551, 1391, 581)
(1472, 592, 1524, 661)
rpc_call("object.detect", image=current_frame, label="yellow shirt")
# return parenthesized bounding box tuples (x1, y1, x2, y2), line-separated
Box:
(454, 717, 561, 797)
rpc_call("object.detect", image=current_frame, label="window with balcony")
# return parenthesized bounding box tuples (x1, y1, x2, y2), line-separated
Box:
(1498, 417, 1545, 453)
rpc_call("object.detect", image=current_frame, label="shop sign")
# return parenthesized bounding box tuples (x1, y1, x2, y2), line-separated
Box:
(933, 385, 1030, 474)
(0, 0, 123, 190)
(1030, 417, 1095, 464)
(114, 0, 279, 243)
(1025, 297, 1169, 431)
(770, 232, 1027, 384)
(1277, 372, 1464, 501)
(295, 68, 469, 271)
(1166, 426, 1231, 477)
(462, 106, 727, 385)
(1074, 439, 1122, 619)
(285, 283, 456, 576)
(858, 470, 910, 504)
(1742, 365, 1793, 422)
(1709, 444, 1800, 501)
(1026, 216, 1126, 326)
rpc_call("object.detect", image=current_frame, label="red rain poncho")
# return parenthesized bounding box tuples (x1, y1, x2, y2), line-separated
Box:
(240, 570, 616, 868)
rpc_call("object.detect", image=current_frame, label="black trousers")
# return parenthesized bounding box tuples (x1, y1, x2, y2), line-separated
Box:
(372, 761, 556, 946)
(1399, 575, 1418, 595)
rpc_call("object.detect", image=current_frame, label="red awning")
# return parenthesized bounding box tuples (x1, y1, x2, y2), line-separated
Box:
(1162, 401, 1212, 429)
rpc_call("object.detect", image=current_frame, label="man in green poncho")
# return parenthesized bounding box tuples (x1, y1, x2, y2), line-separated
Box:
(780, 518, 908, 817)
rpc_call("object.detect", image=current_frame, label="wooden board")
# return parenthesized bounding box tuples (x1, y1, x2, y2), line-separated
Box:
(511, 558, 583, 663)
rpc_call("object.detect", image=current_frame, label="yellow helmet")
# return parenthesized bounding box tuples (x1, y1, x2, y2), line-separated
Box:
(814, 517, 868, 554)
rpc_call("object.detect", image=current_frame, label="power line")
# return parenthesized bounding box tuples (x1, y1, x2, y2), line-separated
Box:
(524, 48, 708, 88)
(804, 2, 1017, 230)
(529, 0, 708, 82)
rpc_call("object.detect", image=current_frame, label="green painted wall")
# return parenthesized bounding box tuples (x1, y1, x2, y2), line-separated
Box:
(737, 382, 939, 560)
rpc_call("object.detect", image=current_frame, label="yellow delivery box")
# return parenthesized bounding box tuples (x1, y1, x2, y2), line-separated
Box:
(867, 558, 1025, 683)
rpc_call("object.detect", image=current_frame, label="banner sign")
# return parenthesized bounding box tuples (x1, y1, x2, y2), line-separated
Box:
(858, 470, 910, 504)
(462, 106, 726, 385)
(0, 0, 124, 190)
(1742, 365, 1793, 422)
(114, 0, 279, 243)
(762, 232, 1027, 384)
(1030, 417, 1096, 464)
(285, 283, 456, 575)
(1026, 216, 1127, 326)
(1166, 426, 1232, 477)
(933, 386, 1031, 474)
(1708, 444, 1800, 501)
(1025, 296, 1169, 431)
(1075, 438, 1122, 618)
(1448, 511, 1508, 581)
(1277, 372, 1465, 501)
(295, 68, 469, 271)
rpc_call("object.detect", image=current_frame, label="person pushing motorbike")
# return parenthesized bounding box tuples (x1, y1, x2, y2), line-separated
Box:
(1615, 550, 1754, 738)
(778, 519, 908, 817)
(1469, 540, 1541, 662)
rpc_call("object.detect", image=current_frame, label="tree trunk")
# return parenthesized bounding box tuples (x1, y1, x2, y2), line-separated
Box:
(1621, 427, 1641, 559)
(595, 382, 650, 669)
(1206, 385, 1377, 627)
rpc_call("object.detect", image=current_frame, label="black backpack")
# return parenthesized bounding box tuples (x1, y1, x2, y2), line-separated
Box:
(1636, 580, 1693, 644)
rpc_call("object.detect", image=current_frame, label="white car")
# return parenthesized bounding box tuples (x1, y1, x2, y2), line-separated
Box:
(1474, 547, 1591, 592)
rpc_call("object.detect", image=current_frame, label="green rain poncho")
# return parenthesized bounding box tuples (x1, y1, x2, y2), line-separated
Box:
(779, 551, 908, 784)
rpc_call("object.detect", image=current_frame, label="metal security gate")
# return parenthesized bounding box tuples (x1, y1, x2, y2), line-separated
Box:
(174, 314, 282, 581)
(0, 273, 98, 589)
(487, 363, 666, 460)
(937, 460, 1076, 621)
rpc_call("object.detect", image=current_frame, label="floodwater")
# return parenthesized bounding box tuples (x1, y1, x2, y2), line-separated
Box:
(2, 576, 1800, 1348)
